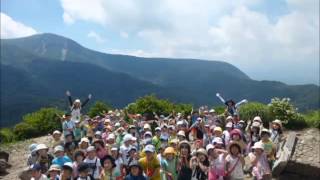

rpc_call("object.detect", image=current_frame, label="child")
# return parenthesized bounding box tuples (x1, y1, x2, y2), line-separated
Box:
(177, 141, 192, 180)
(60, 162, 74, 180)
(66, 90, 91, 123)
(72, 150, 85, 178)
(138, 145, 161, 180)
(93, 139, 108, 159)
(73, 120, 82, 145)
(190, 148, 209, 180)
(162, 147, 178, 180)
(27, 144, 38, 166)
(216, 93, 248, 117)
(269, 119, 283, 145)
(229, 129, 246, 154)
(78, 138, 90, 152)
(84, 146, 102, 179)
(51, 130, 64, 150)
(125, 162, 147, 180)
(52, 145, 72, 167)
(30, 164, 47, 180)
(248, 142, 271, 180)
(207, 144, 227, 180)
(259, 129, 276, 167)
(48, 164, 61, 180)
(76, 163, 95, 180)
(100, 155, 122, 180)
(34, 144, 54, 174)
(225, 141, 245, 180)
(64, 134, 77, 159)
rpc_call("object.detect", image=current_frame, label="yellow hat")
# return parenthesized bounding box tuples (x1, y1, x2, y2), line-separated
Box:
(214, 127, 222, 132)
(164, 147, 176, 155)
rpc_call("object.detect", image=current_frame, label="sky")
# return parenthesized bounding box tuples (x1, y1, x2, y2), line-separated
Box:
(1, 0, 319, 85)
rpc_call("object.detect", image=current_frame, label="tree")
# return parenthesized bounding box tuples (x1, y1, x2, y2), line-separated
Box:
(88, 101, 111, 118)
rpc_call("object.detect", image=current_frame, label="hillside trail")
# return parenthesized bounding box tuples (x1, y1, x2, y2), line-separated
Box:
(0, 136, 50, 180)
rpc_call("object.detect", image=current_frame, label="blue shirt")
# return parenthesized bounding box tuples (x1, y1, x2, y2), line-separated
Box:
(52, 156, 72, 167)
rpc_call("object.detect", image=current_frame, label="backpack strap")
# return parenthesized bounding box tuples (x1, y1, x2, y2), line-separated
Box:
(226, 157, 240, 176)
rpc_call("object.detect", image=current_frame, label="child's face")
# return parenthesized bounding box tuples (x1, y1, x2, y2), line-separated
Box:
(261, 134, 270, 141)
(55, 151, 64, 157)
(66, 135, 73, 142)
(131, 166, 139, 176)
(254, 148, 263, 155)
(87, 151, 96, 159)
(166, 154, 174, 160)
(104, 159, 112, 170)
(198, 154, 206, 162)
(230, 146, 239, 155)
(49, 170, 59, 178)
(145, 152, 153, 160)
(272, 123, 279, 129)
(38, 149, 47, 156)
(76, 155, 84, 162)
(214, 131, 222, 137)
(61, 169, 72, 178)
(31, 170, 41, 178)
(232, 134, 240, 140)
(53, 134, 61, 140)
(111, 150, 118, 157)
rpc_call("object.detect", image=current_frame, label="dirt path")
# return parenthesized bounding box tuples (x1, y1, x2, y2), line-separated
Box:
(0, 136, 50, 180)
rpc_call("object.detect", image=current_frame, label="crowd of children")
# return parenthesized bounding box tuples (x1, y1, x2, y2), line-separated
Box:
(26, 92, 284, 180)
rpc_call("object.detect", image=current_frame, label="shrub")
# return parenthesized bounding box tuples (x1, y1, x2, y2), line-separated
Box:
(13, 108, 63, 140)
(126, 95, 192, 119)
(213, 105, 226, 115)
(0, 128, 16, 143)
(88, 101, 112, 118)
(239, 102, 271, 125)
(303, 110, 320, 129)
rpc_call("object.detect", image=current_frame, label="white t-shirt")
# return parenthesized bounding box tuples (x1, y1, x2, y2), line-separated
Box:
(223, 130, 231, 145)
(31, 174, 47, 180)
(120, 144, 131, 164)
(84, 157, 101, 179)
(225, 155, 244, 179)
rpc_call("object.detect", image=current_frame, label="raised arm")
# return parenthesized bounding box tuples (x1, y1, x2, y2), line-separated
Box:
(66, 90, 73, 106)
(81, 94, 92, 108)
(235, 99, 248, 108)
(216, 93, 226, 104)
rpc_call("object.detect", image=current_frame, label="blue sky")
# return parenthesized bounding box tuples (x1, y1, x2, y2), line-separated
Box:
(1, 0, 319, 85)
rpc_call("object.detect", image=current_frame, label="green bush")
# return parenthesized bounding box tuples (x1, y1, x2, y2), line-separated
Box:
(13, 108, 63, 141)
(303, 110, 320, 129)
(126, 95, 192, 118)
(239, 102, 271, 125)
(268, 98, 297, 124)
(285, 113, 308, 130)
(88, 101, 112, 118)
(0, 128, 16, 143)
(213, 105, 226, 115)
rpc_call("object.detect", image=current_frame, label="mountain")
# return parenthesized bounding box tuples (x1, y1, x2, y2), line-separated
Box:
(1, 33, 319, 127)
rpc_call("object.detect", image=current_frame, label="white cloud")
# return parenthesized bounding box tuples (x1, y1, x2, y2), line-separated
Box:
(60, 0, 319, 84)
(0, 13, 37, 39)
(87, 31, 106, 43)
(120, 31, 129, 39)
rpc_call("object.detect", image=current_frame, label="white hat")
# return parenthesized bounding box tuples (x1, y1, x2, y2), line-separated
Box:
(111, 147, 118, 151)
(206, 144, 215, 151)
(272, 119, 282, 127)
(144, 144, 155, 153)
(35, 144, 48, 152)
(107, 134, 115, 140)
(131, 137, 137, 141)
(80, 137, 89, 143)
(253, 116, 262, 123)
(209, 109, 215, 113)
(104, 119, 111, 123)
(86, 146, 96, 152)
(123, 134, 133, 142)
(177, 121, 183, 126)
(144, 131, 152, 137)
(143, 124, 151, 130)
(75, 99, 81, 103)
(177, 130, 186, 137)
(53, 130, 61, 135)
(226, 122, 233, 128)
(115, 122, 120, 127)
(155, 127, 161, 131)
(252, 121, 261, 128)
(197, 117, 202, 121)
(54, 145, 64, 153)
(62, 162, 73, 169)
(252, 142, 264, 150)
(212, 137, 223, 145)
(95, 131, 102, 136)
(226, 116, 233, 121)
(29, 144, 38, 154)
(168, 125, 175, 130)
